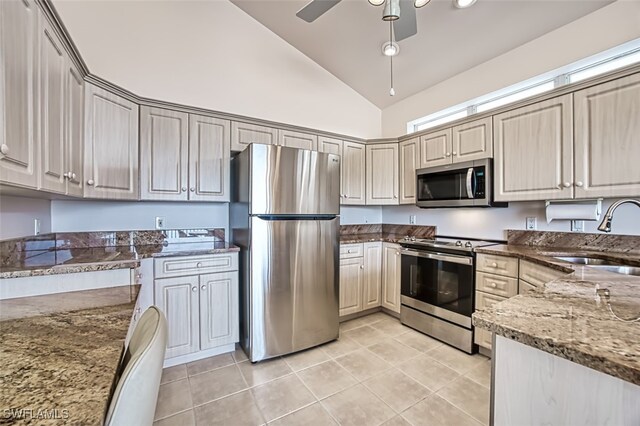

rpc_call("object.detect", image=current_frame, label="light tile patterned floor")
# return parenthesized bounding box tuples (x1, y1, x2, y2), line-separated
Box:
(154, 312, 491, 426)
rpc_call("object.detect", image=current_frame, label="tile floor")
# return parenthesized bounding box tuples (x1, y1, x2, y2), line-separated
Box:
(154, 312, 491, 426)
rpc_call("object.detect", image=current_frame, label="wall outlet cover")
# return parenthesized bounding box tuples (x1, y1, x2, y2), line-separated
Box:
(571, 220, 585, 232)
(409, 215, 416, 225)
(526, 217, 537, 230)
(34, 219, 41, 235)
(155, 216, 165, 229)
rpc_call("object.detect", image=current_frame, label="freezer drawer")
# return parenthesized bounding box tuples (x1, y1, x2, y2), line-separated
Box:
(246, 216, 339, 361)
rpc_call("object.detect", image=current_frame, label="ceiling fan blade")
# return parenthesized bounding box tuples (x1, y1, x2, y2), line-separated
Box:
(296, 0, 341, 23)
(394, 0, 417, 41)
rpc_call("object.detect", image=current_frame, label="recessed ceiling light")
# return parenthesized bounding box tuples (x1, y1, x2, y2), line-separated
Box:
(382, 41, 400, 57)
(414, 0, 431, 8)
(453, 0, 477, 9)
(368, 0, 385, 6)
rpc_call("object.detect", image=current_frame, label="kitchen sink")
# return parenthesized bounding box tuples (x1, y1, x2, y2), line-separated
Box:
(555, 257, 640, 276)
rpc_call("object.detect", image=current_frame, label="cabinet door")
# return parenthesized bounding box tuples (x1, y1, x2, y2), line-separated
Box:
(399, 138, 419, 205)
(339, 257, 363, 316)
(231, 121, 277, 152)
(574, 73, 640, 199)
(65, 61, 84, 197)
(278, 129, 318, 151)
(188, 114, 230, 202)
(419, 128, 451, 168)
(381, 243, 401, 313)
(0, 0, 38, 189)
(199, 272, 239, 350)
(155, 276, 200, 359)
(493, 95, 573, 202)
(140, 107, 189, 201)
(342, 141, 366, 205)
(366, 143, 399, 205)
(318, 136, 342, 156)
(452, 117, 493, 163)
(362, 242, 382, 310)
(84, 83, 139, 200)
(38, 18, 66, 194)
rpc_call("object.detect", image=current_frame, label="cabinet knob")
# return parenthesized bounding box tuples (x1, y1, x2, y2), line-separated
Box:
(576, 181, 583, 187)
(192, 286, 197, 292)
(71, 172, 76, 179)
(360, 265, 364, 269)
(491, 262, 498, 268)
(445, 152, 451, 157)
(344, 194, 349, 199)
(181, 186, 187, 192)
(196, 262, 203, 268)
(0, 144, 9, 155)
(190, 187, 195, 192)
(136, 273, 142, 279)
(201, 285, 206, 290)
(452, 151, 457, 155)
(393, 195, 397, 199)
(395, 251, 399, 256)
(87, 179, 95, 186)
(562, 182, 571, 188)
(491, 282, 497, 288)
(347, 250, 352, 253)
(63, 172, 70, 178)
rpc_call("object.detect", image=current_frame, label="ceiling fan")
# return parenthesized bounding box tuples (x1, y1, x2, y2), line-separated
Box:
(296, 0, 428, 42)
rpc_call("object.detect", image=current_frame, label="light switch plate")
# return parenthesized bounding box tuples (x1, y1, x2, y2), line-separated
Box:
(526, 217, 537, 230)
(409, 215, 416, 225)
(155, 216, 165, 229)
(34, 219, 41, 235)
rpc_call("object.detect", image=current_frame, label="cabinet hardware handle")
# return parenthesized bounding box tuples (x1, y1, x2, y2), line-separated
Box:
(452, 151, 457, 155)
(63, 172, 70, 178)
(360, 265, 364, 269)
(201, 285, 206, 290)
(396, 251, 399, 256)
(576, 181, 583, 187)
(0, 144, 9, 155)
(71, 172, 76, 179)
(393, 195, 397, 199)
(181, 186, 187, 192)
(446, 152, 451, 157)
(192, 286, 197, 292)
(344, 194, 349, 199)
(491, 282, 497, 288)
(136, 273, 142, 279)
(196, 262, 203, 268)
(562, 182, 571, 188)
(491, 262, 498, 268)
(87, 179, 95, 186)
(136, 307, 141, 313)
(190, 187, 195, 192)
(347, 250, 352, 253)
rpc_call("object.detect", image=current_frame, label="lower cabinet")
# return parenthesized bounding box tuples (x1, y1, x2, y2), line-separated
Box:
(362, 243, 382, 310)
(153, 253, 239, 360)
(339, 242, 382, 317)
(339, 256, 364, 316)
(381, 243, 401, 313)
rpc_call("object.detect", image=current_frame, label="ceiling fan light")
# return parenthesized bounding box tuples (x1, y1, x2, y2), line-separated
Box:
(453, 0, 477, 8)
(382, 0, 400, 21)
(368, 0, 385, 6)
(414, 0, 430, 8)
(382, 42, 399, 57)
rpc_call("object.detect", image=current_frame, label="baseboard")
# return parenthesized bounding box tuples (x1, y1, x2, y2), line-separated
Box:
(163, 343, 236, 368)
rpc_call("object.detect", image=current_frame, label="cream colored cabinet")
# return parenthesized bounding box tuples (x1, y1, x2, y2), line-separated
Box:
(452, 117, 493, 163)
(84, 83, 139, 200)
(362, 242, 382, 310)
(574, 73, 640, 199)
(0, 0, 39, 189)
(339, 256, 364, 316)
(140, 107, 189, 201)
(341, 141, 366, 205)
(65, 62, 84, 197)
(318, 136, 342, 156)
(277, 129, 317, 150)
(188, 114, 230, 202)
(381, 243, 401, 313)
(154, 253, 239, 360)
(399, 138, 420, 205)
(366, 143, 399, 205)
(518, 260, 566, 293)
(493, 94, 573, 202)
(420, 128, 451, 168)
(231, 121, 277, 152)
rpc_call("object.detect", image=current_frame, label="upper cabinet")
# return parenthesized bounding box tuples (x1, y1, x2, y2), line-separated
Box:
(231, 121, 277, 152)
(399, 138, 420, 205)
(278, 129, 317, 151)
(419, 128, 451, 168)
(318, 136, 342, 156)
(65, 61, 84, 197)
(341, 142, 366, 205)
(140, 107, 189, 201)
(0, 0, 38, 189)
(366, 143, 399, 205)
(452, 117, 493, 163)
(188, 114, 230, 202)
(573, 73, 640, 199)
(84, 83, 139, 200)
(493, 95, 573, 202)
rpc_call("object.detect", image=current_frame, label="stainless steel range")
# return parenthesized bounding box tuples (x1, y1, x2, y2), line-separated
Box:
(399, 236, 497, 354)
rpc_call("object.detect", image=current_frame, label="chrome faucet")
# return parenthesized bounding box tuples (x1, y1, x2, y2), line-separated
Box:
(597, 199, 640, 232)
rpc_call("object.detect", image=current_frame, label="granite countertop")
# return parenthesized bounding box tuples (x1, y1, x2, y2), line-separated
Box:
(0, 286, 138, 424)
(0, 241, 240, 279)
(339, 224, 437, 245)
(472, 244, 640, 385)
(340, 232, 410, 244)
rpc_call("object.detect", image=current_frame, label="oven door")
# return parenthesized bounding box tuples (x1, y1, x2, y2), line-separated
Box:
(400, 248, 474, 328)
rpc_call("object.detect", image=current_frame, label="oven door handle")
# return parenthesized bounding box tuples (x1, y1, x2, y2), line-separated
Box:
(401, 248, 472, 265)
(466, 168, 474, 199)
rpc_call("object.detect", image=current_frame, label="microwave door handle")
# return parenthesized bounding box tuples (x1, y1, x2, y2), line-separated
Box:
(466, 168, 474, 199)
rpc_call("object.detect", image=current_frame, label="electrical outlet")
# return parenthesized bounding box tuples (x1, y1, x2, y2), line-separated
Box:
(34, 219, 41, 235)
(571, 220, 585, 232)
(526, 217, 537, 230)
(409, 215, 416, 225)
(155, 216, 165, 229)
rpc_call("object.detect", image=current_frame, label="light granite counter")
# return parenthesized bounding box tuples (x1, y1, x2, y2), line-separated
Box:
(472, 243, 640, 385)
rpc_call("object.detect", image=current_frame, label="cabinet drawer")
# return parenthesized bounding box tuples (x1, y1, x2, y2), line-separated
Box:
(474, 327, 493, 350)
(340, 243, 364, 259)
(518, 279, 538, 295)
(475, 290, 508, 310)
(154, 253, 238, 278)
(519, 260, 566, 287)
(476, 271, 518, 298)
(476, 254, 518, 277)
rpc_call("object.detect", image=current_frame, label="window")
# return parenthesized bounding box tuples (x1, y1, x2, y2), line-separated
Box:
(407, 39, 640, 134)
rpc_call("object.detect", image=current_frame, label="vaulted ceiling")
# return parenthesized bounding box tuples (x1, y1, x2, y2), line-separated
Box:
(232, 0, 613, 108)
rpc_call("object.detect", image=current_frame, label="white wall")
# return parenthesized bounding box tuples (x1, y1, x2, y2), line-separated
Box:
(382, 199, 640, 241)
(51, 200, 229, 234)
(0, 196, 52, 240)
(52, 0, 381, 139)
(381, 1, 640, 136)
(340, 206, 382, 225)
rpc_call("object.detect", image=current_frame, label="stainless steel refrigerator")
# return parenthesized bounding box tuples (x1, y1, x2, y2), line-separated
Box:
(231, 144, 340, 362)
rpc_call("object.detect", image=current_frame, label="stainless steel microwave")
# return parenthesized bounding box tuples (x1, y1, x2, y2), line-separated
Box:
(416, 159, 506, 208)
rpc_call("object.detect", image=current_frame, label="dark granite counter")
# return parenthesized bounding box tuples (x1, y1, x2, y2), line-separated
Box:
(0, 286, 138, 425)
(472, 231, 640, 385)
(339, 224, 436, 244)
